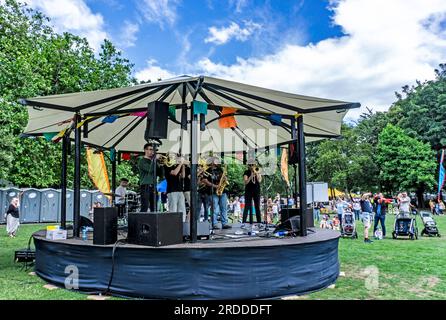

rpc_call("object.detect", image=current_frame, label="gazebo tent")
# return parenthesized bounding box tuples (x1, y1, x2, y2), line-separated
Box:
(22, 75, 360, 240)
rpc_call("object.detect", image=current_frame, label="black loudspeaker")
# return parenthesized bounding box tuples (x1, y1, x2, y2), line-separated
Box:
(183, 221, 210, 240)
(279, 208, 314, 228)
(275, 215, 301, 233)
(128, 212, 183, 246)
(93, 207, 118, 245)
(145, 101, 169, 140)
(288, 141, 298, 165)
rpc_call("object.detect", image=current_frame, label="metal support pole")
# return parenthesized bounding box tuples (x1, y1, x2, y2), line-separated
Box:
(73, 113, 82, 238)
(60, 134, 68, 229)
(297, 115, 307, 236)
(291, 118, 298, 207)
(190, 102, 198, 242)
(111, 153, 117, 206)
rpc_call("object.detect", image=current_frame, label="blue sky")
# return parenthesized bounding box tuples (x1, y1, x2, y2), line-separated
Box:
(85, 0, 343, 72)
(18, 0, 446, 119)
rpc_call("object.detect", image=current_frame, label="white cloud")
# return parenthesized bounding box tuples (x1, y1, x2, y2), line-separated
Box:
(25, 0, 108, 52)
(229, 0, 248, 13)
(117, 21, 139, 48)
(137, 0, 180, 29)
(194, 0, 446, 120)
(135, 59, 176, 83)
(205, 21, 262, 45)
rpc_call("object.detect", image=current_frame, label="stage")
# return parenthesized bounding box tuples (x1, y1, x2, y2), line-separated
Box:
(32, 226, 340, 300)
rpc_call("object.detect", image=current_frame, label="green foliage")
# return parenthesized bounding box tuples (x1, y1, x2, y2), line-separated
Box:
(391, 64, 446, 148)
(376, 124, 436, 193)
(0, 0, 137, 188)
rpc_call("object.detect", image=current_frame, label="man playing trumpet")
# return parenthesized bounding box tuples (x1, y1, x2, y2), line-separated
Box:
(163, 153, 187, 221)
(242, 161, 262, 227)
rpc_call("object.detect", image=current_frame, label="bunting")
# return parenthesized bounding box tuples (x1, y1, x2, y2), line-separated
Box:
(193, 100, 208, 115)
(219, 107, 237, 129)
(269, 114, 282, 126)
(131, 111, 147, 117)
(102, 115, 119, 123)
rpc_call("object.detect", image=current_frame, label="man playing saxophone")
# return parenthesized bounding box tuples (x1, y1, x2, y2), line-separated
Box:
(202, 157, 232, 230)
(242, 162, 262, 227)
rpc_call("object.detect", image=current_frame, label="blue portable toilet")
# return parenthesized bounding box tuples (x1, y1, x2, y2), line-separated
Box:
(21, 188, 41, 223)
(64, 189, 74, 222)
(57, 189, 74, 222)
(80, 189, 92, 218)
(40, 189, 60, 223)
(91, 190, 111, 208)
(0, 188, 5, 224)
(3, 188, 21, 214)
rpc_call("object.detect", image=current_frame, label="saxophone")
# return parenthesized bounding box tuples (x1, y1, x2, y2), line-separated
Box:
(216, 165, 229, 196)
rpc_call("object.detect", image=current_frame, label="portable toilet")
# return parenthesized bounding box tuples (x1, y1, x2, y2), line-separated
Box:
(56, 189, 74, 222)
(63, 189, 74, 222)
(91, 190, 111, 207)
(1, 188, 21, 219)
(40, 188, 60, 223)
(21, 188, 41, 223)
(80, 189, 92, 218)
(0, 188, 5, 224)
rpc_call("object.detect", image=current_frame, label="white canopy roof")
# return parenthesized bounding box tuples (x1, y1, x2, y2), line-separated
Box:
(23, 75, 359, 154)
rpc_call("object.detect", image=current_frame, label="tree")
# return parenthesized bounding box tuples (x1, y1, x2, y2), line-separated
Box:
(391, 64, 446, 149)
(0, 0, 138, 188)
(376, 124, 437, 206)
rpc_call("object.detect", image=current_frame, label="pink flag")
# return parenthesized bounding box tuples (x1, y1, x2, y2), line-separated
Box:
(131, 111, 147, 117)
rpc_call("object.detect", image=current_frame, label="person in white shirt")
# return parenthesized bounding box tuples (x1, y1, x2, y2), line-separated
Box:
(115, 178, 129, 218)
(397, 192, 412, 214)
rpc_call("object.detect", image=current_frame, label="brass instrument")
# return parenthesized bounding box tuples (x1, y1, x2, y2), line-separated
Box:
(249, 164, 261, 184)
(216, 165, 229, 196)
(198, 157, 211, 177)
(158, 154, 176, 167)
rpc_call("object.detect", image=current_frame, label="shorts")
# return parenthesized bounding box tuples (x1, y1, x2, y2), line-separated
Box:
(362, 212, 371, 228)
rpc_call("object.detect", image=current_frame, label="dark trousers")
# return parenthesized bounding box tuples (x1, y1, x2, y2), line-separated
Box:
(116, 203, 126, 218)
(198, 193, 210, 221)
(243, 188, 261, 223)
(374, 214, 386, 236)
(140, 184, 155, 212)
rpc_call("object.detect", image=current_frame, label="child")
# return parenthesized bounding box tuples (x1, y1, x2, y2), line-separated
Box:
(332, 216, 340, 231)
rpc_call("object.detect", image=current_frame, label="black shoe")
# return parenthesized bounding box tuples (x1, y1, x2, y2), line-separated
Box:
(222, 224, 232, 229)
(364, 238, 373, 243)
(212, 225, 220, 230)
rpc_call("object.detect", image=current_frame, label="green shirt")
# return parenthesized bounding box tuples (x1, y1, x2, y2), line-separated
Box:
(137, 156, 164, 186)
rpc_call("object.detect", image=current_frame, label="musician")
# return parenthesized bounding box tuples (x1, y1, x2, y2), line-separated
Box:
(164, 153, 187, 221)
(115, 178, 129, 218)
(242, 162, 262, 226)
(202, 157, 232, 230)
(137, 143, 164, 212)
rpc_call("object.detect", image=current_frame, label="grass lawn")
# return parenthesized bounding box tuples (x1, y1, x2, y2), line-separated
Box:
(1, 214, 445, 300)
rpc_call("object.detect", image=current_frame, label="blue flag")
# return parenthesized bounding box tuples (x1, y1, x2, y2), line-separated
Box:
(438, 149, 445, 200)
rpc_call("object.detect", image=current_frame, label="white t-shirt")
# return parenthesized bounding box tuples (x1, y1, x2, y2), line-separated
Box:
(115, 186, 126, 204)
(233, 201, 241, 213)
(399, 196, 411, 212)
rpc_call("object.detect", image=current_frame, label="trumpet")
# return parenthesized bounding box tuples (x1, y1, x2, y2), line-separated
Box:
(158, 154, 176, 167)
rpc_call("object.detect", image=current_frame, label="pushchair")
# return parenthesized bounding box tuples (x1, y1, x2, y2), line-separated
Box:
(420, 211, 440, 237)
(392, 211, 418, 240)
(341, 210, 358, 239)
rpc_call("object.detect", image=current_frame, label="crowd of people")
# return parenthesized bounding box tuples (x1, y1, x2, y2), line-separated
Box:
(315, 192, 445, 243)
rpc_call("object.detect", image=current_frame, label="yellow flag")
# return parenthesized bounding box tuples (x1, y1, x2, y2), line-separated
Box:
(280, 148, 290, 187)
(86, 148, 111, 200)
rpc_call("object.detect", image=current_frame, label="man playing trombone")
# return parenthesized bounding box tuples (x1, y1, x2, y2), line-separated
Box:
(242, 161, 262, 227)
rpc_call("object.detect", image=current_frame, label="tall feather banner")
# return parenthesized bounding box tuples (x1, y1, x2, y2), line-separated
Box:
(438, 149, 445, 201)
(86, 148, 111, 200)
(280, 148, 290, 187)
